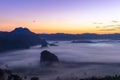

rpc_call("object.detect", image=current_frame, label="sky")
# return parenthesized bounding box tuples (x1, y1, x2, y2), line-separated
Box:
(0, 0, 120, 34)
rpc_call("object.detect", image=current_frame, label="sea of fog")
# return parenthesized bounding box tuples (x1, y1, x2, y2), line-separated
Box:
(1, 40, 120, 80)
(0, 40, 120, 68)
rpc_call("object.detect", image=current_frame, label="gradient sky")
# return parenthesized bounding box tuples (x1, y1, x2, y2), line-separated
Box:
(0, 0, 120, 34)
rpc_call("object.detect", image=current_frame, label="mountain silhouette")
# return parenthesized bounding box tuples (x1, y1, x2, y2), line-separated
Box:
(11, 27, 34, 35)
(39, 33, 120, 40)
(0, 27, 45, 52)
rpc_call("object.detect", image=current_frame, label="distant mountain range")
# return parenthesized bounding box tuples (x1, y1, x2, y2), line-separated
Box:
(0, 27, 120, 52)
(39, 33, 120, 40)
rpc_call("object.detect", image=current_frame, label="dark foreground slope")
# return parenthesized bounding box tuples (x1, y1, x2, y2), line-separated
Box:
(0, 27, 43, 52)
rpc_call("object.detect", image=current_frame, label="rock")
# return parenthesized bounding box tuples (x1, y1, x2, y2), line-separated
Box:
(40, 50, 59, 62)
(0, 69, 5, 80)
(10, 74, 22, 80)
(31, 77, 39, 80)
(41, 39, 48, 47)
(0, 69, 4, 77)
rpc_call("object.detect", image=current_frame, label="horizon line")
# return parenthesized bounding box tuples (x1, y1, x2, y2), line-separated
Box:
(0, 27, 120, 35)
(1, 30, 120, 35)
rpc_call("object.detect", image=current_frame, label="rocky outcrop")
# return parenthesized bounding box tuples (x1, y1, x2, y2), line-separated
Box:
(0, 69, 4, 80)
(8, 74, 22, 80)
(41, 39, 48, 47)
(31, 77, 39, 80)
(40, 50, 59, 62)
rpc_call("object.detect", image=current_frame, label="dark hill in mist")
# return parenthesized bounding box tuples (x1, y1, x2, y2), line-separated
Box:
(0, 27, 44, 52)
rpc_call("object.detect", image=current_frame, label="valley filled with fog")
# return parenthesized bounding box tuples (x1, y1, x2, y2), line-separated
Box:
(0, 40, 120, 80)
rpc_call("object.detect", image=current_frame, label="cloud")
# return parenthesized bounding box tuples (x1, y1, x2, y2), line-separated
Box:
(99, 28, 116, 31)
(99, 26, 117, 31)
(112, 21, 118, 23)
(106, 25, 114, 27)
(94, 21, 120, 31)
(116, 27, 120, 29)
(32, 20, 36, 23)
(96, 26, 100, 28)
(116, 25, 120, 26)
(93, 22, 103, 24)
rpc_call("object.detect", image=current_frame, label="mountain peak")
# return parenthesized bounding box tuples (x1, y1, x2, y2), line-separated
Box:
(11, 27, 34, 34)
